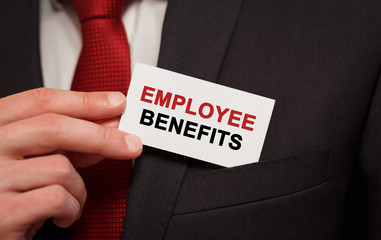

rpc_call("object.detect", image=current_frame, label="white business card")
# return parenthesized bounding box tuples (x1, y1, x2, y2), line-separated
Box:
(119, 63, 275, 167)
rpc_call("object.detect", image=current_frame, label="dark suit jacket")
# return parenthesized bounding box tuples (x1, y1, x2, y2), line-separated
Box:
(1, 0, 381, 239)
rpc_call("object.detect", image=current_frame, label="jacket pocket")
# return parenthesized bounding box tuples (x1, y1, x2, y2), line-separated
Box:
(173, 148, 330, 215)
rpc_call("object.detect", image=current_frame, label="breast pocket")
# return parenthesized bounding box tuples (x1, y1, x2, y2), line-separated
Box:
(173, 149, 330, 215)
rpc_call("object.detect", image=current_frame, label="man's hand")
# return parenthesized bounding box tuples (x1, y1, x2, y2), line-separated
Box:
(0, 88, 142, 240)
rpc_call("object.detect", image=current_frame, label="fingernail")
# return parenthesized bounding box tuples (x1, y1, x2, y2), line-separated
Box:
(125, 135, 143, 152)
(108, 92, 126, 107)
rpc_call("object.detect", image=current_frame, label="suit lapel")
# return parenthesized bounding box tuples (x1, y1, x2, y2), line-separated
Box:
(158, 0, 243, 83)
(0, 0, 43, 98)
(122, 0, 242, 239)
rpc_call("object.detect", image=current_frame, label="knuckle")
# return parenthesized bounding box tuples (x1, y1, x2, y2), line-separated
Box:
(28, 88, 54, 107)
(51, 155, 75, 182)
(81, 93, 94, 111)
(98, 127, 115, 147)
(49, 184, 80, 223)
(49, 185, 70, 210)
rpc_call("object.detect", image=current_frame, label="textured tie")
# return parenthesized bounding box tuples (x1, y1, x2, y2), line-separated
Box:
(70, 0, 131, 239)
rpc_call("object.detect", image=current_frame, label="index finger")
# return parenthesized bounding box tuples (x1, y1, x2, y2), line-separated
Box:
(0, 88, 126, 126)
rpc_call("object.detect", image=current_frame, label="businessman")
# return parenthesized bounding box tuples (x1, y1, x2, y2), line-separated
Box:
(0, 0, 380, 239)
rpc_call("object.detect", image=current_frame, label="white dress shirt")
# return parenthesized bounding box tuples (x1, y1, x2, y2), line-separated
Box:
(40, 0, 168, 90)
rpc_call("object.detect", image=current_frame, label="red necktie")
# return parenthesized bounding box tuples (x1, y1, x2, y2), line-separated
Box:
(70, 0, 131, 239)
